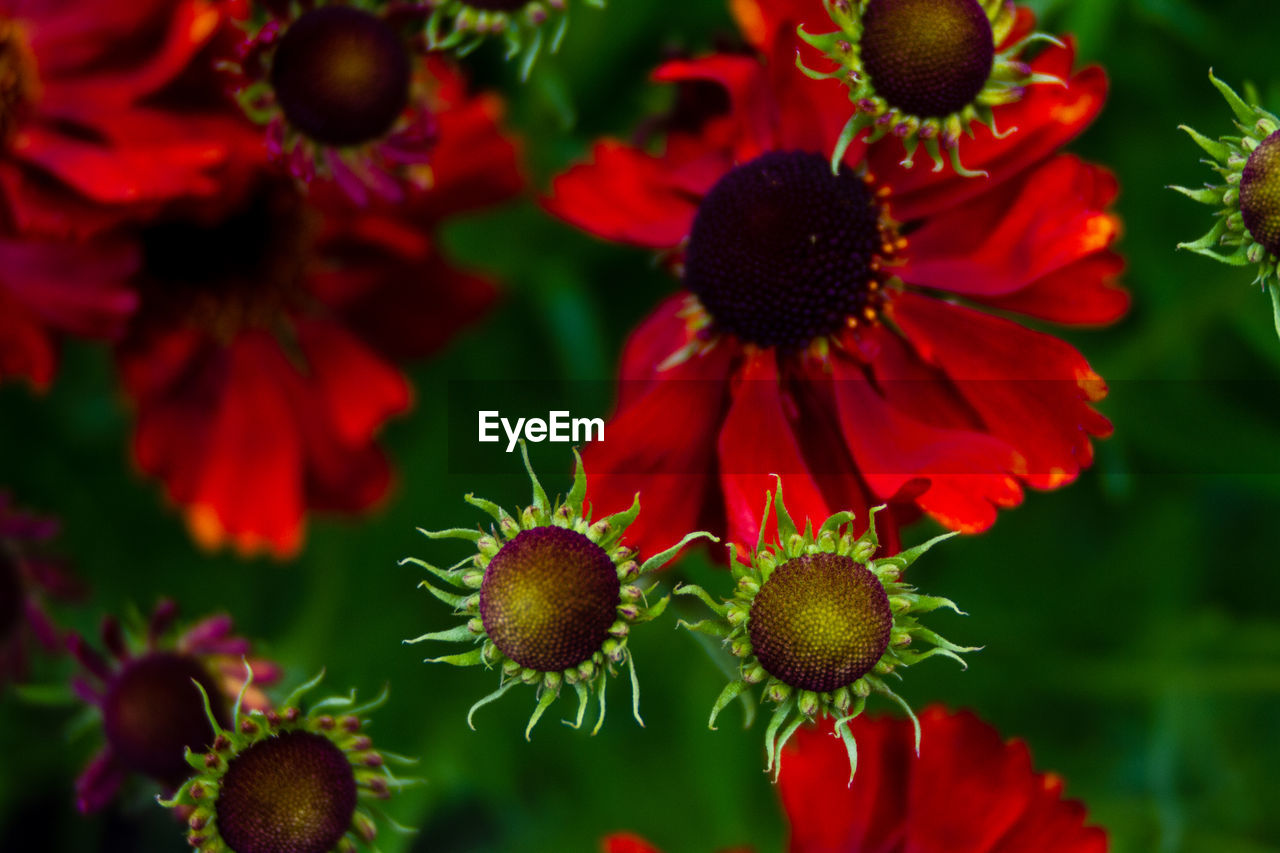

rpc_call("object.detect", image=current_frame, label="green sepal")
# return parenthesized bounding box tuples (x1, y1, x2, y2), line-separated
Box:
(418, 581, 470, 610)
(418, 526, 483, 542)
(1178, 124, 1232, 161)
(707, 680, 748, 730)
(427, 649, 486, 667)
(404, 624, 476, 644)
(673, 583, 728, 617)
(524, 687, 559, 740)
(639, 530, 719, 574)
(467, 679, 518, 730)
(1168, 184, 1224, 205)
(1209, 69, 1262, 126)
(763, 696, 796, 773)
(518, 441, 550, 515)
(567, 448, 588, 509)
(879, 530, 960, 571)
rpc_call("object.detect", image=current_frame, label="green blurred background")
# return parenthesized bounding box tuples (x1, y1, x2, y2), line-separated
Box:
(3, 0, 1280, 850)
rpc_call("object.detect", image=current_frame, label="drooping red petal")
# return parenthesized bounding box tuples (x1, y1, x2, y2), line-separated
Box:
(780, 717, 913, 853)
(891, 292, 1111, 490)
(827, 353, 1024, 533)
(990, 775, 1109, 853)
(899, 156, 1121, 300)
(602, 835, 663, 853)
(978, 251, 1129, 327)
(874, 42, 1109, 220)
(0, 287, 55, 389)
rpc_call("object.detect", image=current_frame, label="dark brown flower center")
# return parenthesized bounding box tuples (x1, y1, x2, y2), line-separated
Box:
(102, 652, 229, 786)
(747, 553, 892, 693)
(859, 0, 995, 118)
(0, 19, 40, 146)
(0, 548, 23, 645)
(216, 731, 358, 853)
(270, 5, 411, 147)
(137, 180, 317, 338)
(1241, 130, 1280, 257)
(685, 151, 884, 349)
(479, 526, 620, 672)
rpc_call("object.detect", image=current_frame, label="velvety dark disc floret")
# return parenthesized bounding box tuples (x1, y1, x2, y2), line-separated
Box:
(479, 525, 620, 672)
(859, 0, 995, 118)
(0, 550, 21, 643)
(102, 652, 228, 785)
(747, 553, 893, 692)
(216, 731, 358, 853)
(1240, 130, 1280, 256)
(684, 151, 882, 348)
(270, 6, 411, 147)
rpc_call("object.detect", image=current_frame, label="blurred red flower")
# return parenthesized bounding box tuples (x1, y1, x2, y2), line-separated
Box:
(0, 490, 83, 684)
(604, 707, 1107, 853)
(114, 57, 523, 558)
(546, 3, 1125, 555)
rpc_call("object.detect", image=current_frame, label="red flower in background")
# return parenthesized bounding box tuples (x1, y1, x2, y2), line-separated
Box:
(68, 599, 281, 813)
(605, 707, 1106, 853)
(0, 0, 238, 236)
(0, 491, 83, 684)
(115, 57, 523, 558)
(546, 1, 1125, 555)
(0, 236, 137, 389)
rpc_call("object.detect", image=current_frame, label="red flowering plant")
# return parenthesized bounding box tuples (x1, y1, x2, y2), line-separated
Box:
(0, 0, 239, 236)
(0, 491, 83, 685)
(67, 599, 282, 813)
(111, 31, 523, 558)
(605, 706, 1107, 852)
(546, 0, 1126, 557)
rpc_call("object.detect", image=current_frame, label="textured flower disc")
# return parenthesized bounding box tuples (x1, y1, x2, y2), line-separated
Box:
(479, 525, 621, 672)
(859, 0, 996, 119)
(684, 150, 882, 348)
(270, 5, 412, 147)
(1240, 130, 1280, 257)
(102, 652, 229, 785)
(0, 549, 21, 644)
(215, 730, 359, 853)
(747, 553, 893, 692)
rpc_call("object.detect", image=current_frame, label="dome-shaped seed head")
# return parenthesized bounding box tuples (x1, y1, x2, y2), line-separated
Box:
(1240, 130, 1280, 257)
(859, 0, 995, 118)
(102, 652, 229, 786)
(684, 150, 882, 349)
(270, 6, 411, 147)
(216, 730, 358, 853)
(479, 526, 621, 672)
(747, 553, 893, 693)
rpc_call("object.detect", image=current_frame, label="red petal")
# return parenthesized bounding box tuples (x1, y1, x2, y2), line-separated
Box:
(891, 293, 1111, 490)
(545, 140, 702, 249)
(990, 774, 1109, 853)
(828, 353, 1024, 533)
(0, 286, 55, 389)
(730, 0, 826, 51)
(899, 157, 1120, 299)
(602, 835, 664, 853)
(875, 42, 1109, 220)
(780, 716, 913, 853)
(294, 319, 411, 446)
(979, 251, 1130, 327)
(0, 237, 138, 337)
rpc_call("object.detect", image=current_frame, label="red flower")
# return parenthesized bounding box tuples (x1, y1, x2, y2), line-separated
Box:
(115, 59, 523, 558)
(0, 0, 238, 235)
(67, 599, 282, 813)
(605, 707, 1107, 853)
(0, 491, 83, 684)
(779, 707, 1107, 853)
(546, 6, 1125, 555)
(0, 235, 137, 389)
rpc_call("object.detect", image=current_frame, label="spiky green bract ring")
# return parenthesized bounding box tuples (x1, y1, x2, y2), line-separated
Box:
(1171, 70, 1280, 342)
(159, 665, 418, 853)
(423, 0, 596, 81)
(677, 478, 976, 781)
(797, 0, 1063, 176)
(404, 442, 716, 739)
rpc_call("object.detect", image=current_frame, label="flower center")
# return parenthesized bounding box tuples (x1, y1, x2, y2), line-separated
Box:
(747, 553, 892, 693)
(859, 0, 995, 118)
(1240, 130, 1280, 257)
(0, 548, 22, 645)
(138, 180, 317, 339)
(0, 19, 40, 147)
(269, 5, 411, 148)
(479, 526, 620, 672)
(102, 652, 229, 786)
(684, 151, 887, 349)
(216, 731, 358, 853)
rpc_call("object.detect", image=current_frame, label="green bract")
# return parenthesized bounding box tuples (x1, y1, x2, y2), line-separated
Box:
(1172, 70, 1280, 342)
(798, 0, 1061, 175)
(677, 480, 975, 780)
(159, 669, 416, 853)
(422, 0, 599, 80)
(404, 444, 715, 738)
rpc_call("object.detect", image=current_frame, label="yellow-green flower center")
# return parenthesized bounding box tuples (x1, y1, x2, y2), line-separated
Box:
(1241, 130, 1280, 256)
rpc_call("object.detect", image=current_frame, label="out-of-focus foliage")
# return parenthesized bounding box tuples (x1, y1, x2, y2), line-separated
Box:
(2, 0, 1280, 851)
